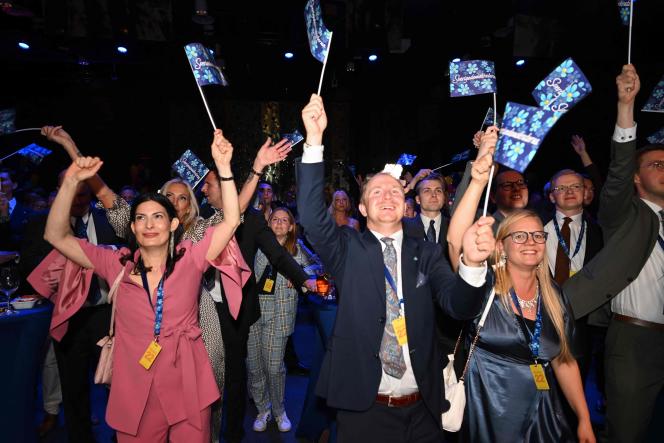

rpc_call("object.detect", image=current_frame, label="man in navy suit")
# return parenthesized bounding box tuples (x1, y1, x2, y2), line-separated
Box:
(296, 94, 495, 442)
(403, 172, 449, 246)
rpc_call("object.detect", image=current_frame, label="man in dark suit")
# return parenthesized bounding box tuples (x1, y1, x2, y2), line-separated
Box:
(0, 168, 33, 250)
(200, 169, 316, 442)
(402, 172, 449, 246)
(21, 174, 123, 443)
(297, 94, 495, 442)
(543, 169, 604, 385)
(564, 64, 664, 443)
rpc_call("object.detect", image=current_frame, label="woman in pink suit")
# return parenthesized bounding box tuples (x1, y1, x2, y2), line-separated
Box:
(44, 130, 241, 442)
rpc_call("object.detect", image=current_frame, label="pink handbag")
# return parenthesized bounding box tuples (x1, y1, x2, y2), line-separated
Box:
(94, 268, 125, 385)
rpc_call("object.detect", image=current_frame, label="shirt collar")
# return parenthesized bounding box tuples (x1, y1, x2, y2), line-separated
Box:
(419, 212, 441, 226)
(370, 229, 404, 250)
(640, 198, 663, 217)
(555, 210, 583, 224)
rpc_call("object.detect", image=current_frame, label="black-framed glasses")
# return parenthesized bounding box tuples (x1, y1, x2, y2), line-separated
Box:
(503, 231, 548, 244)
(642, 160, 664, 172)
(552, 183, 584, 193)
(497, 179, 528, 190)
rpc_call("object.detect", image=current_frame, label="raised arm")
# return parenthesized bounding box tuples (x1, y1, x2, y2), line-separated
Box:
(43, 157, 102, 269)
(41, 125, 119, 209)
(238, 137, 292, 213)
(597, 65, 640, 234)
(447, 127, 497, 270)
(403, 168, 433, 194)
(205, 130, 241, 261)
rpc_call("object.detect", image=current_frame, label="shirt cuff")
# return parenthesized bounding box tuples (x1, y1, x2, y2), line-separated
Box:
(612, 124, 637, 143)
(458, 255, 487, 287)
(302, 144, 324, 163)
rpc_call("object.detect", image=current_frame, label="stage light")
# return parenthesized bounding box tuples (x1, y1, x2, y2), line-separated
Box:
(451, 58, 461, 62)
(18, 42, 30, 50)
(515, 59, 526, 67)
(368, 54, 378, 62)
(284, 52, 294, 59)
(117, 46, 128, 54)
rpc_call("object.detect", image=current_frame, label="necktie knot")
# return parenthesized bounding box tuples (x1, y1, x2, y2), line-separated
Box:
(381, 237, 394, 247)
(562, 216, 572, 226)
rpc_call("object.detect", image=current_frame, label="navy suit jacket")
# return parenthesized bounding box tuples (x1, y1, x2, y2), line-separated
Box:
(296, 159, 487, 422)
(402, 212, 449, 247)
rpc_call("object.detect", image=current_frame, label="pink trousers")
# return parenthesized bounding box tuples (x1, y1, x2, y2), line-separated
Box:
(116, 384, 211, 443)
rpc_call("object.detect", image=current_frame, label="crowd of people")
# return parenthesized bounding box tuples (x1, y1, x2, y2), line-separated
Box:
(1, 63, 663, 443)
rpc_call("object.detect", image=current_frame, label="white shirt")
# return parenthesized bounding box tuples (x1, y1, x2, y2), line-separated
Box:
(71, 212, 110, 305)
(419, 213, 442, 243)
(544, 211, 587, 276)
(210, 270, 224, 303)
(611, 199, 664, 323)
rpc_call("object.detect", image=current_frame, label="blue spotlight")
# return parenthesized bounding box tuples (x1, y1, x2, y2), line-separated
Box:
(515, 59, 526, 67)
(18, 42, 30, 50)
(117, 46, 128, 54)
(451, 58, 461, 62)
(368, 54, 378, 62)
(284, 52, 294, 59)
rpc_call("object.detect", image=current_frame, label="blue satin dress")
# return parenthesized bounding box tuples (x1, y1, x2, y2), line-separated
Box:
(461, 292, 575, 442)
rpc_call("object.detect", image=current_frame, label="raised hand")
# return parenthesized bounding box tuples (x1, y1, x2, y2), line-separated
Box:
(42, 126, 76, 149)
(254, 137, 292, 171)
(211, 129, 233, 167)
(461, 216, 496, 266)
(472, 130, 484, 149)
(616, 64, 640, 105)
(478, 126, 498, 159)
(65, 156, 103, 183)
(570, 135, 586, 155)
(470, 149, 494, 186)
(301, 94, 327, 146)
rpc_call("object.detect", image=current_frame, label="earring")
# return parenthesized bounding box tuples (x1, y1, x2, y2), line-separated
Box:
(536, 262, 542, 270)
(169, 232, 174, 260)
(498, 253, 507, 267)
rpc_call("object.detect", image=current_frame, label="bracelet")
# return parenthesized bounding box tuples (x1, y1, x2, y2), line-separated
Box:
(249, 168, 263, 178)
(219, 175, 234, 181)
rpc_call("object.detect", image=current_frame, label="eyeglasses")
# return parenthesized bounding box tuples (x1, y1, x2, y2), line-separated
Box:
(503, 231, 548, 244)
(497, 180, 528, 190)
(642, 160, 664, 171)
(552, 183, 584, 193)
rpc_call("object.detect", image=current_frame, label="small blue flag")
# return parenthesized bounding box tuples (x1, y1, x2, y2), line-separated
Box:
(451, 150, 471, 163)
(647, 127, 664, 144)
(396, 153, 417, 166)
(0, 108, 16, 135)
(532, 58, 592, 115)
(305, 0, 333, 63)
(618, 0, 634, 26)
(449, 60, 497, 97)
(494, 102, 559, 173)
(642, 75, 664, 113)
(17, 143, 52, 165)
(184, 43, 228, 87)
(282, 130, 304, 147)
(172, 149, 210, 189)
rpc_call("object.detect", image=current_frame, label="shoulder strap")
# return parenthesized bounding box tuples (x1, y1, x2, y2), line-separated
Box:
(108, 267, 126, 337)
(459, 288, 495, 380)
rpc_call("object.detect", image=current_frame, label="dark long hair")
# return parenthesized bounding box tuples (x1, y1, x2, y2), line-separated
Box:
(119, 192, 185, 279)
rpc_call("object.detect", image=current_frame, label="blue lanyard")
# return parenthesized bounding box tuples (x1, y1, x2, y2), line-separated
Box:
(510, 286, 543, 362)
(140, 272, 165, 340)
(383, 265, 405, 310)
(553, 216, 585, 259)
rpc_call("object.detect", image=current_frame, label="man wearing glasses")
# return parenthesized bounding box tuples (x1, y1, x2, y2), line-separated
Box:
(564, 64, 664, 442)
(543, 169, 604, 391)
(490, 170, 529, 232)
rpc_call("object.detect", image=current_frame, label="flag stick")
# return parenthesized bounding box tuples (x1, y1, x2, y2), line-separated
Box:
(0, 127, 41, 137)
(0, 150, 20, 163)
(317, 32, 333, 96)
(196, 83, 217, 130)
(628, 0, 634, 64)
(493, 94, 498, 127)
(432, 161, 454, 172)
(482, 165, 495, 217)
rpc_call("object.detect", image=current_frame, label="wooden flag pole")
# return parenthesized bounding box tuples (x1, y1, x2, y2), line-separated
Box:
(628, 0, 634, 64)
(317, 32, 333, 96)
(482, 165, 495, 217)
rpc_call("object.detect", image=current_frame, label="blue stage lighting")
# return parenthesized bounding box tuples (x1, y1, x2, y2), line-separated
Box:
(368, 54, 378, 62)
(515, 59, 526, 67)
(284, 52, 294, 59)
(18, 42, 30, 50)
(452, 58, 461, 62)
(117, 46, 128, 54)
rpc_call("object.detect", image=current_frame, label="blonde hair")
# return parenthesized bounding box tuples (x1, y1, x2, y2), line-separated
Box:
(328, 189, 354, 217)
(159, 178, 200, 233)
(492, 209, 573, 363)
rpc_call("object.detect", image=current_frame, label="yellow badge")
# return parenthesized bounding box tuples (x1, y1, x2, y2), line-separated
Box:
(139, 340, 162, 370)
(392, 316, 408, 346)
(529, 364, 550, 390)
(569, 270, 577, 278)
(263, 278, 274, 293)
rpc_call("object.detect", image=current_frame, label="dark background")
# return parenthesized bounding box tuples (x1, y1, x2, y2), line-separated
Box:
(1, 0, 663, 197)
